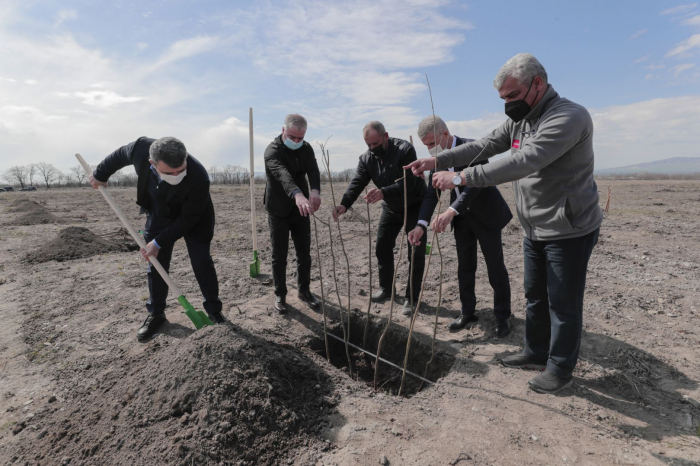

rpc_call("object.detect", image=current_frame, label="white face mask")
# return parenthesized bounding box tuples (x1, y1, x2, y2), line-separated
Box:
(428, 144, 444, 156)
(159, 169, 187, 185)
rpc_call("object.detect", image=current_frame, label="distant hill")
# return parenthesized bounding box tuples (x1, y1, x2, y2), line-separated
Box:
(596, 157, 700, 175)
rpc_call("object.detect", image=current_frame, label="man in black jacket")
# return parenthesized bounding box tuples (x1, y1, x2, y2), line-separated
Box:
(89, 137, 224, 341)
(264, 114, 322, 313)
(408, 116, 513, 336)
(333, 121, 426, 316)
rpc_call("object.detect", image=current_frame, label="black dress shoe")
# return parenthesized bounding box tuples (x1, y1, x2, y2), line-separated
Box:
(208, 310, 226, 324)
(274, 296, 287, 314)
(371, 287, 395, 303)
(137, 313, 166, 341)
(495, 318, 511, 338)
(448, 312, 478, 330)
(298, 289, 320, 309)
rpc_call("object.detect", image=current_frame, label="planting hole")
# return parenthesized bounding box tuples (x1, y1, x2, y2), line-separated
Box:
(309, 316, 455, 396)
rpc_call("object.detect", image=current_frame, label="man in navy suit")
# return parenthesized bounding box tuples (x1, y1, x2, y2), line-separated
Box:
(408, 116, 513, 337)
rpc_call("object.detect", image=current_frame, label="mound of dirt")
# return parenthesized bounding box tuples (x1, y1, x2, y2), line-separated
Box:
(24, 226, 138, 263)
(341, 207, 368, 224)
(7, 199, 64, 225)
(17, 325, 334, 465)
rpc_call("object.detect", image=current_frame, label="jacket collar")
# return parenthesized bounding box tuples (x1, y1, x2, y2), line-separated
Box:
(523, 84, 558, 122)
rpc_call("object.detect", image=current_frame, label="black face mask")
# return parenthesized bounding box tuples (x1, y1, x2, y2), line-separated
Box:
(369, 138, 387, 158)
(504, 78, 539, 123)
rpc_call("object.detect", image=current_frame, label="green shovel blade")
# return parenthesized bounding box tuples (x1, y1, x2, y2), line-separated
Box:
(249, 250, 261, 277)
(177, 295, 213, 329)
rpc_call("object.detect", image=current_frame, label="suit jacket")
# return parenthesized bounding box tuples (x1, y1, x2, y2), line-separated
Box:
(340, 137, 425, 212)
(418, 136, 512, 231)
(263, 135, 321, 217)
(93, 137, 215, 247)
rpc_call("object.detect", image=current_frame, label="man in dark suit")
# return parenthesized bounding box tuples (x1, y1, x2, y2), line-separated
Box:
(408, 116, 513, 337)
(333, 121, 426, 316)
(264, 114, 322, 313)
(89, 137, 224, 341)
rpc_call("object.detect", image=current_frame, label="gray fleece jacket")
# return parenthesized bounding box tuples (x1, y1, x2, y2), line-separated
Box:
(436, 85, 603, 241)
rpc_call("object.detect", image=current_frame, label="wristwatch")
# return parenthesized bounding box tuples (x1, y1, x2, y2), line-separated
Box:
(452, 173, 463, 187)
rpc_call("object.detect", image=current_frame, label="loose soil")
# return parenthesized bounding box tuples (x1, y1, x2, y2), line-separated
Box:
(24, 226, 138, 264)
(5, 199, 64, 226)
(1, 181, 699, 465)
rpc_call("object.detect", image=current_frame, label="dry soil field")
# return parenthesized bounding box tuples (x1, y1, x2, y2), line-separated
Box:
(0, 179, 699, 465)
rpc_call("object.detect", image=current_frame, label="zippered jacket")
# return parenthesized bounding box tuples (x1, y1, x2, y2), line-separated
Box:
(435, 85, 603, 241)
(340, 138, 425, 212)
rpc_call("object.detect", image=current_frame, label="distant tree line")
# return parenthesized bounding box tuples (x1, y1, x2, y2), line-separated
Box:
(2, 163, 357, 189)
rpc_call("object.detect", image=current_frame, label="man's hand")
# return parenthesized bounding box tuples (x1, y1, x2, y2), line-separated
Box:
(88, 174, 107, 190)
(404, 158, 436, 177)
(431, 209, 456, 233)
(363, 188, 384, 204)
(332, 205, 347, 221)
(432, 171, 464, 191)
(295, 192, 313, 217)
(309, 189, 321, 212)
(140, 240, 160, 262)
(408, 226, 425, 246)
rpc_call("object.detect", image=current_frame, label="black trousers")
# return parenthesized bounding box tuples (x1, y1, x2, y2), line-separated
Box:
(376, 204, 426, 300)
(144, 216, 221, 317)
(268, 209, 312, 297)
(453, 215, 511, 320)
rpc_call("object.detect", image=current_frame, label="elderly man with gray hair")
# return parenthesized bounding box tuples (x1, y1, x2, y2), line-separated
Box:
(263, 114, 322, 313)
(406, 53, 603, 394)
(90, 136, 224, 341)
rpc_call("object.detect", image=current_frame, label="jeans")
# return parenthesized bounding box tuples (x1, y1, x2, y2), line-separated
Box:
(144, 216, 222, 317)
(376, 204, 426, 300)
(522, 228, 599, 378)
(268, 209, 312, 297)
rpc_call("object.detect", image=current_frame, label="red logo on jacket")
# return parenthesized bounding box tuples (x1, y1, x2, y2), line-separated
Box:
(512, 139, 520, 149)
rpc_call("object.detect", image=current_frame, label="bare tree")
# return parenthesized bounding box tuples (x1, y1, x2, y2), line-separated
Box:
(36, 162, 58, 189)
(27, 163, 37, 186)
(4, 165, 28, 188)
(71, 165, 87, 187)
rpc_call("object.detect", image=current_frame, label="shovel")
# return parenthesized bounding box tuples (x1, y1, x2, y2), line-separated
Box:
(248, 107, 261, 277)
(75, 154, 213, 329)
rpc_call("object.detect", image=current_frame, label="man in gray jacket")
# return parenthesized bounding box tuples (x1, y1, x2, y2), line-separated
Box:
(406, 53, 603, 394)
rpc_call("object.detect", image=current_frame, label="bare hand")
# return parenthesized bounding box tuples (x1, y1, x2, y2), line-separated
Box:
(309, 189, 321, 212)
(332, 205, 346, 221)
(404, 158, 436, 177)
(295, 192, 313, 217)
(408, 226, 425, 246)
(88, 174, 107, 190)
(432, 171, 462, 191)
(431, 209, 456, 233)
(140, 240, 160, 261)
(363, 188, 384, 204)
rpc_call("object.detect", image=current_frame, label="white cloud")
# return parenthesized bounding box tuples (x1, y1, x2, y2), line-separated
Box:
(152, 36, 220, 69)
(666, 33, 700, 56)
(671, 63, 696, 75)
(630, 29, 648, 39)
(633, 54, 650, 64)
(661, 3, 698, 15)
(645, 63, 666, 70)
(682, 14, 700, 25)
(54, 9, 77, 27)
(645, 73, 655, 80)
(590, 95, 700, 167)
(74, 90, 143, 108)
(137, 42, 148, 51)
(24, 79, 38, 85)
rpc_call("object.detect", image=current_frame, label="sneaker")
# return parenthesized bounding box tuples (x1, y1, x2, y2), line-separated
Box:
(527, 370, 573, 394)
(371, 287, 395, 303)
(499, 351, 547, 371)
(402, 299, 413, 316)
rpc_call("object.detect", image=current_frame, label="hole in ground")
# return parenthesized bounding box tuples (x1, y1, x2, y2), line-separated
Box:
(309, 316, 455, 396)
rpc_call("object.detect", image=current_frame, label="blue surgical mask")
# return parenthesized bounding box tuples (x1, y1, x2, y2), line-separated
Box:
(284, 137, 303, 151)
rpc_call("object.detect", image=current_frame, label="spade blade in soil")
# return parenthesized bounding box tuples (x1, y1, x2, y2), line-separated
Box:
(250, 250, 261, 278)
(178, 296, 213, 329)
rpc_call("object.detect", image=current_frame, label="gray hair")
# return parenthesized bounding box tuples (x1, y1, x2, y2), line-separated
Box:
(149, 137, 188, 168)
(417, 115, 449, 139)
(493, 53, 548, 90)
(363, 120, 386, 137)
(284, 114, 307, 132)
